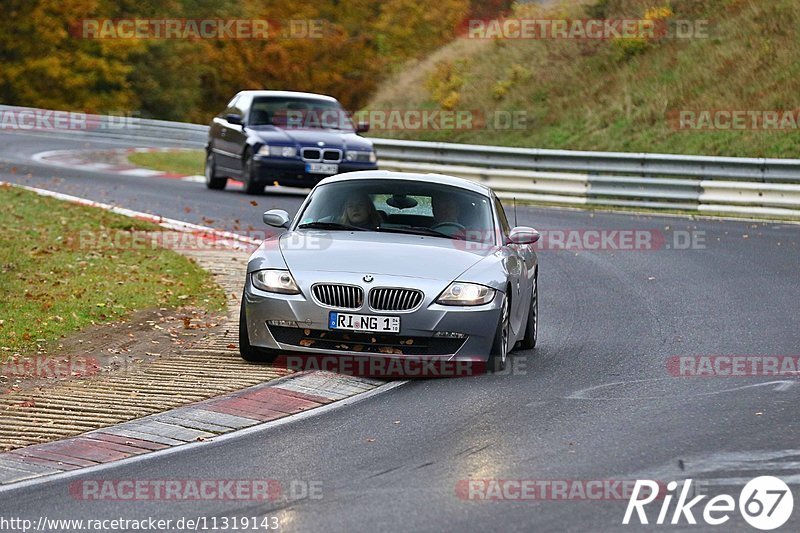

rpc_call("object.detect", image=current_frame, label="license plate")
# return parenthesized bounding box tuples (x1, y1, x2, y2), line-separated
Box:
(306, 162, 338, 174)
(329, 312, 400, 333)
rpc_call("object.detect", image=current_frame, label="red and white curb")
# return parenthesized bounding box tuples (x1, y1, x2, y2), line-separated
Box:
(0, 182, 405, 487)
(0, 372, 401, 486)
(31, 147, 316, 195)
(32, 147, 209, 183)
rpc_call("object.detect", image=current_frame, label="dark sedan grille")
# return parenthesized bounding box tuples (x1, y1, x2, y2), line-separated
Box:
(369, 288, 424, 311)
(302, 148, 321, 160)
(323, 149, 341, 161)
(301, 148, 342, 163)
(312, 284, 363, 310)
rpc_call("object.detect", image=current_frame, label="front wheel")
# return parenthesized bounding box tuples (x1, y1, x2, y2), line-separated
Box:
(520, 271, 538, 350)
(239, 297, 279, 363)
(241, 151, 263, 195)
(488, 294, 510, 373)
(204, 152, 227, 190)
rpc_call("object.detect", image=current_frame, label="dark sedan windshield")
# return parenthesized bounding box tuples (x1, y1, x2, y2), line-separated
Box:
(249, 96, 354, 131)
(296, 180, 496, 244)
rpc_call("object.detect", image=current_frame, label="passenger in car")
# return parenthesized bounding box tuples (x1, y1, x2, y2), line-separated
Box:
(339, 193, 382, 229)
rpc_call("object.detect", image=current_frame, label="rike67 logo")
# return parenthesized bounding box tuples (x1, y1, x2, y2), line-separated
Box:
(624, 477, 794, 530)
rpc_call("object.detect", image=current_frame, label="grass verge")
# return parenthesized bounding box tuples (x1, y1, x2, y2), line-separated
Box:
(0, 184, 226, 358)
(366, 0, 800, 159)
(128, 150, 205, 176)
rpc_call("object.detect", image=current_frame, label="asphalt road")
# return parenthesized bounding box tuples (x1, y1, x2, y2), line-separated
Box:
(1, 129, 799, 532)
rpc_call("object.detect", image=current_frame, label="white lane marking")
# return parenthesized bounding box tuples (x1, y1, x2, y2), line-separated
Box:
(84, 162, 114, 170)
(118, 168, 164, 177)
(0, 127, 204, 146)
(0, 379, 407, 495)
(29, 147, 309, 195)
(29, 147, 199, 178)
(701, 475, 800, 486)
(623, 449, 800, 487)
(30, 149, 82, 167)
(566, 377, 798, 400)
(772, 380, 797, 392)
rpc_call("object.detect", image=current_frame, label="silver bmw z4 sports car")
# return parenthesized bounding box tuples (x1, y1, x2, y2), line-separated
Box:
(239, 170, 539, 374)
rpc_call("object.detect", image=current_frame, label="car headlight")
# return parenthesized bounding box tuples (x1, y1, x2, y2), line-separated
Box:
(257, 145, 297, 158)
(345, 150, 377, 163)
(251, 270, 301, 294)
(436, 282, 495, 306)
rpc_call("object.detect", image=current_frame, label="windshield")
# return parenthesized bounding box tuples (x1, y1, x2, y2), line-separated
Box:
(249, 96, 354, 131)
(295, 179, 496, 244)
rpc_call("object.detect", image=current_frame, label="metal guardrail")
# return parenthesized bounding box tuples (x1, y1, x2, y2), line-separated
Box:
(372, 138, 800, 218)
(3, 104, 799, 218)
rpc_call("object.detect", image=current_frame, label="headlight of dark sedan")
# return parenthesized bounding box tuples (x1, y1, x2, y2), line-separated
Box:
(345, 150, 377, 163)
(436, 282, 495, 306)
(251, 270, 301, 294)
(257, 145, 298, 158)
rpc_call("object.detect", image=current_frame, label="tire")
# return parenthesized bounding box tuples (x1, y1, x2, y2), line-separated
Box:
(241, 150, 263, 195)
(204, 152, 227, 190)
(239, 296, 279, 363)
(520, 270, 538, 350)
(488, 293, 510, 373)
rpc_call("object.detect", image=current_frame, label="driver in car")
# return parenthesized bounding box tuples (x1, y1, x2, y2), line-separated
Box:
(432, 194, 462, 226)
(340, 192, 382, 229)
(431, 193, 470, 238)
(431, 194, 489, 242)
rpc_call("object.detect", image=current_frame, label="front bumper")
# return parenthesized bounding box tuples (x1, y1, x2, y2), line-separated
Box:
(242, 271, 502, 361)
(253, 156, 377, 187)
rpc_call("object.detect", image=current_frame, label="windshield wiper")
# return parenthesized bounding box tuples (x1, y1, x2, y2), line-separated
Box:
(297, 222, 367, 231)
(375, 226, 461, 240)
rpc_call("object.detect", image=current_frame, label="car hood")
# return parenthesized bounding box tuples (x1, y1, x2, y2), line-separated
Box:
(248, 126, 372, 150)
(280, 231, 495, 281)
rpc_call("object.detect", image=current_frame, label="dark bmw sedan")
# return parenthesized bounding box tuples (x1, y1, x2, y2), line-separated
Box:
(205, 90, 378, 193)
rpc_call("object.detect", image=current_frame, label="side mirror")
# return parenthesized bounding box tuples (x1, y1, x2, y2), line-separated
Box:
(263, 209, 291, 229)
(355, 121, 370, 133)
(226, 113, 243, 125)
(509, 226, 540, 245)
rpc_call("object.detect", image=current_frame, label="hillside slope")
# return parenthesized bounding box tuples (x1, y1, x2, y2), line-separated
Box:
(366, 0, 800, 158)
